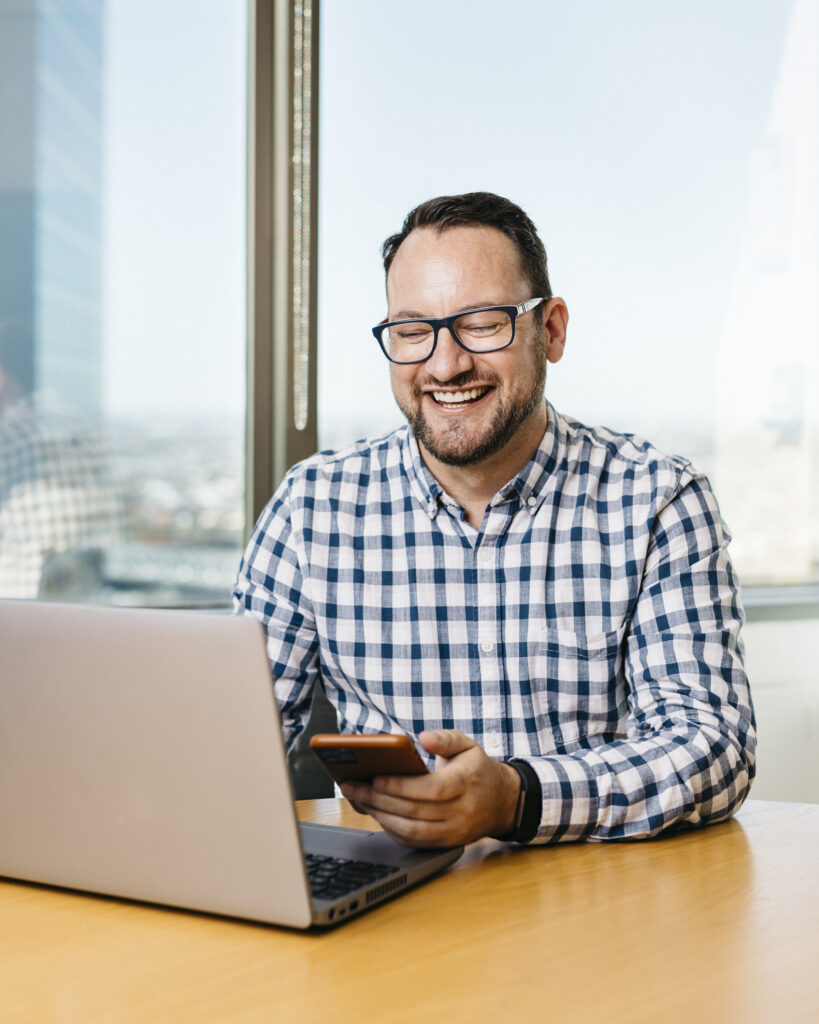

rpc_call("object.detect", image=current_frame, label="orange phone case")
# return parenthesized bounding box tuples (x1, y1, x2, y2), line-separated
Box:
(309, 733, 429, 784)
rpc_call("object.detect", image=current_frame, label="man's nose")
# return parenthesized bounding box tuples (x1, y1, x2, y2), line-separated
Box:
(425, 326, 474, 381)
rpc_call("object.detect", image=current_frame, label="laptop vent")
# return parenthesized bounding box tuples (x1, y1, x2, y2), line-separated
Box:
(366, 874, 408, 905)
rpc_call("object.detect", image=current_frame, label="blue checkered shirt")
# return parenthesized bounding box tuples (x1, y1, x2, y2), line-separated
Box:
(233, 404, 756, 843)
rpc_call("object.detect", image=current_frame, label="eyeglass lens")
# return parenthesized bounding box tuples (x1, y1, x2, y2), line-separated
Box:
(382, 308, 513, 363)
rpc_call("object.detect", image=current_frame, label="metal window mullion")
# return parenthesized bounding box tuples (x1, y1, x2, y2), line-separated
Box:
(246, 0, 319, 536)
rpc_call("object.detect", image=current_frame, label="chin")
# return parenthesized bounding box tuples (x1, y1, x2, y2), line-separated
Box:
(420, 424, 502, 467)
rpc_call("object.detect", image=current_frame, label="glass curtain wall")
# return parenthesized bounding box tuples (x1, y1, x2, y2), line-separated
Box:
(317, 0, 819, 590)
(0, 0, 247, 605)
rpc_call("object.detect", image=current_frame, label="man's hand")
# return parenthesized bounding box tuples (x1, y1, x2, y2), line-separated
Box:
(339, 730, 521, 848)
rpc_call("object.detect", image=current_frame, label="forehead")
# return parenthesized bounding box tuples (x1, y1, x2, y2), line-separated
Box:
(386, 225, 528, 309)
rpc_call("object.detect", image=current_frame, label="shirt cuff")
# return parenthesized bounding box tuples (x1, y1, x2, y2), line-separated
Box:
(521, 754, 601, 843)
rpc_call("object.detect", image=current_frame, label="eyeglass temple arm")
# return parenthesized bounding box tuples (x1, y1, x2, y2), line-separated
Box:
(516, 297, 546, 314)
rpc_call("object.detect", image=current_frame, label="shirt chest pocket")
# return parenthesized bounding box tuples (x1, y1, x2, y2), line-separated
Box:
(527, 627, 627, 753)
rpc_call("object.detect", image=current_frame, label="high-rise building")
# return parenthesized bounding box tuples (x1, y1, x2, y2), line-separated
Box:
(0, 0, 104, 416)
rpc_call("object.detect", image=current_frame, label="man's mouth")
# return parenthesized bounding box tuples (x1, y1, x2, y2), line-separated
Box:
(428, 386, 492, 410)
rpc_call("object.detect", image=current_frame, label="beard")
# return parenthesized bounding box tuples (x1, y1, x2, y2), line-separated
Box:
(394, 341, 547, 467)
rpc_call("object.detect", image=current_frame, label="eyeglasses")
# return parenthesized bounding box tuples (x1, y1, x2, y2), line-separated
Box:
(372, 297, 546, 365)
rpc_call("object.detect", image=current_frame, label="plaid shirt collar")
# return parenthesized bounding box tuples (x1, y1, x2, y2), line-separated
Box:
(401, 400, 563, 521)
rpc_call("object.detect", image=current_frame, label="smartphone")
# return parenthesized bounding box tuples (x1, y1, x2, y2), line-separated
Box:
(309, 733, 429, 785)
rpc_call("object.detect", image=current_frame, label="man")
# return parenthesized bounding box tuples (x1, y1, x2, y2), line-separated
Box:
(233, 192, 755, 848)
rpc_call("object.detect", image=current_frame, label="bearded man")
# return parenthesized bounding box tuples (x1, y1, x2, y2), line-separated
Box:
(234, 191, 755, 847)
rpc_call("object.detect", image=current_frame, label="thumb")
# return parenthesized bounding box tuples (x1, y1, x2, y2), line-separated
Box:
(419, 729, 475, 767)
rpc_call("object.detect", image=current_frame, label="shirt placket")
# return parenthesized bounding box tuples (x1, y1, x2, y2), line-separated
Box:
(475, 507, 511, 759)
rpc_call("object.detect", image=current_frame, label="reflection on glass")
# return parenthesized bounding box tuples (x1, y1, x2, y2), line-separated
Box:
(0, 362, 121, 600)
(0, 1, 246, 606)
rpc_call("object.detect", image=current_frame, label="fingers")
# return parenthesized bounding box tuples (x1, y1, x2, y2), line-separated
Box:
(339, 782, 455, 847)
(341, 764, 461, 811)
(418, 728, 476, 760)
(340, 734, 511, 847)
(344, 765, 458, 804)
(371, 808, 463, 849)
(341, 782, 453, 823)
(340, 762, 464, 839)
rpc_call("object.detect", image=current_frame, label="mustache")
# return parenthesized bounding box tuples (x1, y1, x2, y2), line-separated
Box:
(412, 371, 500, 391)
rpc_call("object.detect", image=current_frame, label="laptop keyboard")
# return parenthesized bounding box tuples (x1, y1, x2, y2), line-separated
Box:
(305, 852, 400, 901)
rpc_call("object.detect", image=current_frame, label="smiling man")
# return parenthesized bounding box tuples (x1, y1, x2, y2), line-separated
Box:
(382, 222, 563, 526)
(234, 192, 756, 848)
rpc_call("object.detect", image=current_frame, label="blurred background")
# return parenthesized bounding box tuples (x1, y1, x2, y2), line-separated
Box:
(0, 0, 816, 799)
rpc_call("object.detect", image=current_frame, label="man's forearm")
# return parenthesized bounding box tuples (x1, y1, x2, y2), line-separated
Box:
(516, 712, 754, 843)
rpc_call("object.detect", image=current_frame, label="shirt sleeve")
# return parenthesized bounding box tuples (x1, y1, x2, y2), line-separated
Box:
(232, 478, 321, 752)
(519, 471, 756, 844)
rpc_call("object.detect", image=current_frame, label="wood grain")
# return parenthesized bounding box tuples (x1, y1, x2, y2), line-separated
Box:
(1, 800, 817, 1023)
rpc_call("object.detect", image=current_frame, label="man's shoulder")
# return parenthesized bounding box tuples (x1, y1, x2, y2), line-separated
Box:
(557, 411, 699, 491)
(281, 425, 409, 494)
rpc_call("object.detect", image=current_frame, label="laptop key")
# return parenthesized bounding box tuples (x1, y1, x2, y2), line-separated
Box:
(307, 854, 401, 899)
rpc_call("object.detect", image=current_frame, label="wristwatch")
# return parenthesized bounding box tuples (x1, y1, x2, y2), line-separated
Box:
(497, 759, 542, 844)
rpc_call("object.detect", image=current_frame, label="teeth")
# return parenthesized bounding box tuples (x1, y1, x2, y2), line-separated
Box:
(432, 387, 488, 405)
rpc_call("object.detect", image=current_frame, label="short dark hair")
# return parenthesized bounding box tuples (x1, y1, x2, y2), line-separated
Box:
(381, 191, 552, 303)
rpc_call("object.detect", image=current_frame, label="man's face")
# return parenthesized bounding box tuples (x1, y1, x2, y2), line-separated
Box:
(386, 225, 558, 468)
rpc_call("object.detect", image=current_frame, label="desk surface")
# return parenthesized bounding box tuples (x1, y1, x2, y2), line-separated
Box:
(2, 799, 817, 1023)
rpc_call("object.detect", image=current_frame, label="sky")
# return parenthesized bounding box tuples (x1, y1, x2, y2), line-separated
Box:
(100, 0, 801, 448)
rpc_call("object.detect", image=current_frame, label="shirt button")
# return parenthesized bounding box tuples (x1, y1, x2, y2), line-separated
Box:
(478, 548, 492, 563)
(481, 640, 494, 653)
(527, 496, 537, 507)
(486, 732, 501, 752)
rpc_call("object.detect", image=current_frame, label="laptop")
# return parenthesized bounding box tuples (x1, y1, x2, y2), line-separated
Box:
(0, 600, 463, 928)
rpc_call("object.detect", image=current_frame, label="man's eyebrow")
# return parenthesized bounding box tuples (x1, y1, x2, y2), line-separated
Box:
(391, 301, 502, 320)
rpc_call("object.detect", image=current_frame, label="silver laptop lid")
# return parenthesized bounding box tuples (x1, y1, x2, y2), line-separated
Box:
(0, 600, 314, 928)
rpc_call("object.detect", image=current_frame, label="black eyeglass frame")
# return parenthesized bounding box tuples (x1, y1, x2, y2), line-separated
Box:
(372, 296, 546, 365)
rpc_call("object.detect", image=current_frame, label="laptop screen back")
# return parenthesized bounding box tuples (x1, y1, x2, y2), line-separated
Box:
(0, 601, 314, 927)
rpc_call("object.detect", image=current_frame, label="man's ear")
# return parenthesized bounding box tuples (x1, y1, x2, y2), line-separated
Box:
(544, 298, 568, 364)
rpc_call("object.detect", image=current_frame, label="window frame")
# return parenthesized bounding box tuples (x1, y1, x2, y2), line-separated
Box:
(246, 0, 319, 532)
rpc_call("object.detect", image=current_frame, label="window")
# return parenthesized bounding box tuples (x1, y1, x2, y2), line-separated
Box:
(4, 1, 815, 603)
(0, 0, 247, 604)
(317, 0, 819, 589)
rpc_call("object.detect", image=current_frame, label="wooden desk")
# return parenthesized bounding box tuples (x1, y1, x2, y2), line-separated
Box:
(1, 800, 817, 1023)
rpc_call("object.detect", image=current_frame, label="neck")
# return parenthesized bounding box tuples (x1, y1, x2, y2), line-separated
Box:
(418, 403, 548, 528)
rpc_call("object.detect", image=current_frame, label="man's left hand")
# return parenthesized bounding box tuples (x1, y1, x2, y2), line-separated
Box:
(339, 729, 521, 847)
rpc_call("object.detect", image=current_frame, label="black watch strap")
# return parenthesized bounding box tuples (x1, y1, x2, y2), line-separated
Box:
(496, 759, 542, 844)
